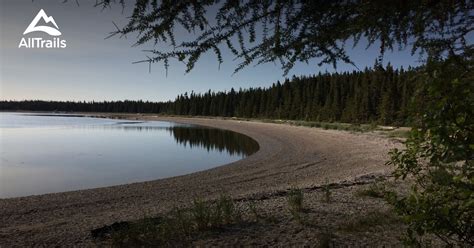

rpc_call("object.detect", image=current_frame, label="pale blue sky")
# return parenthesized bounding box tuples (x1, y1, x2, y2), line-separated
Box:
(1, 0, 424, 102)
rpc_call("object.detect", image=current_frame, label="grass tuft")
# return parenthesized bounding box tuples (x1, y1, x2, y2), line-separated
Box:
(96, 194, 245, 247)
(323, 179, 332, 203)
(191, 198, 212, 230)
(287, 188, 304, 212)
(355, 180, 388, 199)
(287, 187, 304, 221)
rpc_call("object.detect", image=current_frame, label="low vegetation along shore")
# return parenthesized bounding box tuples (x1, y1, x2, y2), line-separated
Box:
(1, 115, 421, 246)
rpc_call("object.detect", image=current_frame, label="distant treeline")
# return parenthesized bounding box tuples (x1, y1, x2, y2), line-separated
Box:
(1, 65, 419, 125)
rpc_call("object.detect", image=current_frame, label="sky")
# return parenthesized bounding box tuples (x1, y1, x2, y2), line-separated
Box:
(0, 0, 425, 102)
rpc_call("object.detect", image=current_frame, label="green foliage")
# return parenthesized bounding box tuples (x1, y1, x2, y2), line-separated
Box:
(107, 194, 243, 246)
(387, 52, 474, 246)
(190, 195, 242, 231)
(212, 194, 241, 226)
(191, 198, 212, 231)
(95, 1, 470, 76)
(287, 187, 304, 219)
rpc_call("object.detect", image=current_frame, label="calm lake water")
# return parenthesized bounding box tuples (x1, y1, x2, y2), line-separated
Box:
(0, 112, 258, 198)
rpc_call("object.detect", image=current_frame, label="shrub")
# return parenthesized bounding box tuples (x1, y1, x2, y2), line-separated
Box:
(387, 55, 474, 246)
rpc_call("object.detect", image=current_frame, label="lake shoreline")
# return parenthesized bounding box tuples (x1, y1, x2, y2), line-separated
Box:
(0, 112, 259, 198)
(0, 114, 402, 246)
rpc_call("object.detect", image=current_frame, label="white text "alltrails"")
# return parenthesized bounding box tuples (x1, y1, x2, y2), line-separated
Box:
(18, 37, 67, 48)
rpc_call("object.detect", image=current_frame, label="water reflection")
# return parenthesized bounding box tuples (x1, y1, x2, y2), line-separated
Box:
(75, 124, 259, 157)
(170, 126, 259, 156)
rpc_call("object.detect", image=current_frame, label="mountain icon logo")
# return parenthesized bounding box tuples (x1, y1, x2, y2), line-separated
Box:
(23, 9, 61, 36)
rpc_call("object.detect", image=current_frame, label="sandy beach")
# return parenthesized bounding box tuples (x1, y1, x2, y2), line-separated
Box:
(0, 115, 402, 246)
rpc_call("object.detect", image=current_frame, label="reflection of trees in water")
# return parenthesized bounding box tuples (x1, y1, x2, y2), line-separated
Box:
(169, 127, 259, 157)
(77, 124, 259, 156)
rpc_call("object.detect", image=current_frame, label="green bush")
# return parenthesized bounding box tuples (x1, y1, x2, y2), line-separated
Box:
(387, 54, 474, 246)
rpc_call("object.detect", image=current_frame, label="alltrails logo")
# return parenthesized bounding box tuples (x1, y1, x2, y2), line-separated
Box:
(18, 9, 67, 48)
